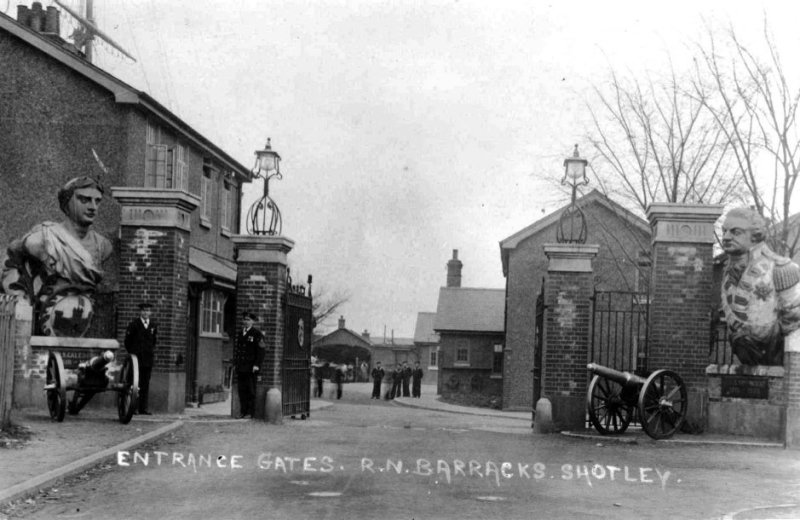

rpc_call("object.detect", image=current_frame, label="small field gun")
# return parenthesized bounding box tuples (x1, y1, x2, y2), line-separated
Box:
(586, 362, 687, 440)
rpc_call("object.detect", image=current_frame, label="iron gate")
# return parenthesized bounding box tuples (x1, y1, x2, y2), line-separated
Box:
(590, 290, 649, 375)
(282, 274, 313, 419)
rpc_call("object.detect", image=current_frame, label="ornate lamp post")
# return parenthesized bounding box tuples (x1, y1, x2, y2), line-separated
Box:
(246, 138, 283, 236)
(556, 144, 589, 244)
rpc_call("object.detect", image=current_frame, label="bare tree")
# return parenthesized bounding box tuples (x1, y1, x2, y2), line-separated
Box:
(586, 64, 747, 215)
(311, 287, 351, 329)
(694, 20, 800, 257)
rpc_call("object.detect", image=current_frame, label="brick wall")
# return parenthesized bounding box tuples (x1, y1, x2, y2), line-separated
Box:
(542, 272, 593, 399)
(437, 331, 504, 404)
(648, 243, 715, 389)
(117, 226, 190, 373)
(236, 261, 287, 389)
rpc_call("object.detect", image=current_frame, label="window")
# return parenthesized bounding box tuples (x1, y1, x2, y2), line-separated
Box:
(455, 346, 469, 365)
(221, 181, 231, 232)
(200, 169, 212, 226)
(429, 349, 438, 368)
(201, 289, 227, 335)
(145, 124, 188, 191)
(492, 343, 504, 375)
(145, 123, 167, 188)
(174, 144, 188, 191)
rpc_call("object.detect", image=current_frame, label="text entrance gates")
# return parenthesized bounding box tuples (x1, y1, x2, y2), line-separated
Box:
(590, 290, 649, 376)
(282, 278, 313, 419)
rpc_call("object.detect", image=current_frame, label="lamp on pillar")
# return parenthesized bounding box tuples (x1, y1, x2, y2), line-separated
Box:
(557, 144, 589, 244)
(246, 138, 283, 236)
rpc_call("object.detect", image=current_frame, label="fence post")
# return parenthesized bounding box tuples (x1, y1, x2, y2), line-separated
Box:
(0, 295, 18, 429)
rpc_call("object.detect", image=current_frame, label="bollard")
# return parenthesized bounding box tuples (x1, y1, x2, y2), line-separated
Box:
(532, 397, 554, 434)
(265, 387, 283, 424)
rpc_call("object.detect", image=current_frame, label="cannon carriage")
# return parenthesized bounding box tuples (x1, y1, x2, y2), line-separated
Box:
(586, 363, 688, 440)
(44, 348, 140, 424)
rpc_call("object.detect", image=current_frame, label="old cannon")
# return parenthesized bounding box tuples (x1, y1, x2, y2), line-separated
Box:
(44, 348, 139, 424)
(586, 363, 687, 440)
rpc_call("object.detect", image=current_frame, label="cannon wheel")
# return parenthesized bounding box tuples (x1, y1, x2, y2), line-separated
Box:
(587, 374, 634, 435)
(46, 351, 67, 422)
(638, 369, 687, 440)
(117, 354, 140, 424)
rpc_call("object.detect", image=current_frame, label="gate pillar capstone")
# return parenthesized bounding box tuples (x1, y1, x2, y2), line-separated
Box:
(233, 234, 294, 422)
(112, 188, 199, 413)
(646, 203, 723, 430)
(542, 243, 599, 430)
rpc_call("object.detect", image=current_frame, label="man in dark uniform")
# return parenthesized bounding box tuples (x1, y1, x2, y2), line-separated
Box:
(333, 364, 344, 399)
(411, 361, 424, 398)
(234, 312, 265, 419)
(124, 302, 157, 415)
(370, 361, 384, 399)
(389, 365, 402, 399)
(401, 361, 412, 397)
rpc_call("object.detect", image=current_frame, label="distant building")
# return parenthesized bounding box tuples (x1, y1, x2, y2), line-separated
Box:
(311, 316, 372, 380)
(412, 311, 440, 388)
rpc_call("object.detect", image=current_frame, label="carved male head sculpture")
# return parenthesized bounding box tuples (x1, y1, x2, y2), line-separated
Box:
(721, 207, 766, 256)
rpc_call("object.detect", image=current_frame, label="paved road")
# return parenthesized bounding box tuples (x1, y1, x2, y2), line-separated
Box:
(6, 385, 800, 520)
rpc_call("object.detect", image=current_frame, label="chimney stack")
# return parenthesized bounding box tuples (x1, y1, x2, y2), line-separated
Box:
(338, 316, 345, 329)
(362, 329, 370, 340)
(446, 249, 462, 288)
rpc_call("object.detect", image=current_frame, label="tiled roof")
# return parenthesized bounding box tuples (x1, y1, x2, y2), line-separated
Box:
(413, 312, 439, 344)
(434, 287, 505, 332)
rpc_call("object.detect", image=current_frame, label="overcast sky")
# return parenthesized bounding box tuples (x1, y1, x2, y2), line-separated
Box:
(14, 0, 800, 338)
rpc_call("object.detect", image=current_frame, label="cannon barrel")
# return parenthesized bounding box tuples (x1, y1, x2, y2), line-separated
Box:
(587, 363, 646, 387)
(81, 350, 115, 372)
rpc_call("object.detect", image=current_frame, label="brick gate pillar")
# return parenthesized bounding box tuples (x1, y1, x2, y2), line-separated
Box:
(232, 234, 294, 422)
(646, 203, 723, 429)
(541, 243, 599, 430)
(112, 188, 199, 413)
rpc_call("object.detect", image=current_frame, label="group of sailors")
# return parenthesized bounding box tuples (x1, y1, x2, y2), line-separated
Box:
(370, 360, 424, 400)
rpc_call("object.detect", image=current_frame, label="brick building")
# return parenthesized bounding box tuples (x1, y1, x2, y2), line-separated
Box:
(1, 6, 253, 411)
(433, 250, 505, 405)
(499, 190, 651, 410)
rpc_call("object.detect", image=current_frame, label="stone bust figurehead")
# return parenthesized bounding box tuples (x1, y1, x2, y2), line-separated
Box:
(721, 207, 767, 258)
(57, 176, 105, 233)
(1, 175, 113, 336)
(721, 207, 800, 366)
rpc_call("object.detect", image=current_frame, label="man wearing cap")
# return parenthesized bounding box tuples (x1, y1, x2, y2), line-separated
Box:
(721, 207, 800, 365)
(124, 302, 157, 414)
(234, 312, 265, 418)
(1, 176, 112, 336)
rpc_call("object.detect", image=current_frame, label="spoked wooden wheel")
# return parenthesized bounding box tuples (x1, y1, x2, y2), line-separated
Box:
(638, 369, 688, 440)
(587, 374, 634, 434)
(117, 354, 140, 424)
(45, 351, 67, 422)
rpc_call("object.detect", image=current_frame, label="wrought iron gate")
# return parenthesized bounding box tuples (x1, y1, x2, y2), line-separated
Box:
(590, 290, 649, 374)
(282, 274, 313, 419)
